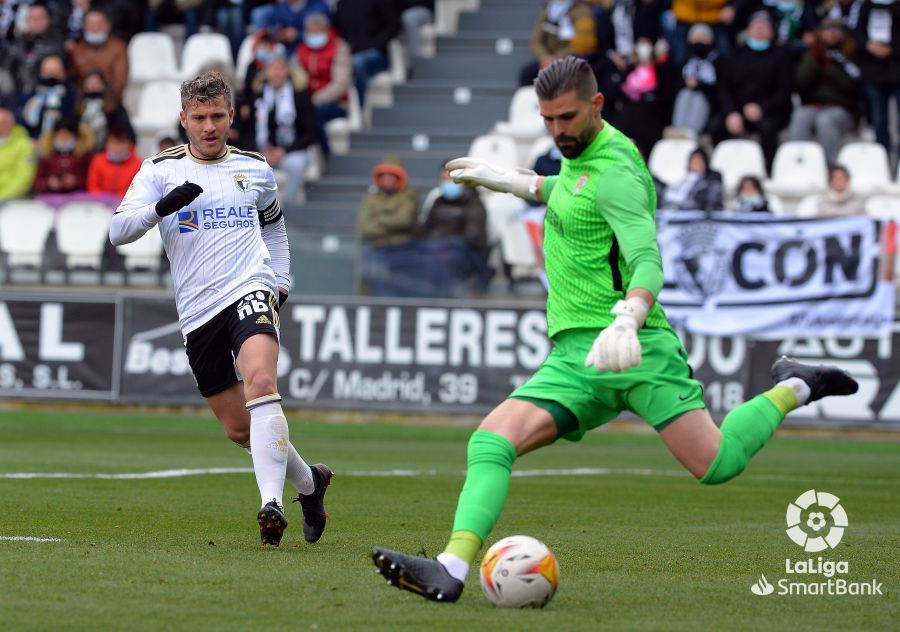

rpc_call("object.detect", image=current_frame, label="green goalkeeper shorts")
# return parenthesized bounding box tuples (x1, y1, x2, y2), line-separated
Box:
(510, 327, 706, 441)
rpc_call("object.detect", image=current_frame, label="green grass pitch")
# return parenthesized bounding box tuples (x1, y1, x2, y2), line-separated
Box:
(0, 410, 897, 631)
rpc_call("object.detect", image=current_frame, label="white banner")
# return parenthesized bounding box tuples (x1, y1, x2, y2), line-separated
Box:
(657, 213, 895, 336)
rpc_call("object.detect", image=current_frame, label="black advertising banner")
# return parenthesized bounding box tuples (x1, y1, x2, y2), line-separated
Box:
(118, 296, 197, 403)
(0, 294, 118, 399)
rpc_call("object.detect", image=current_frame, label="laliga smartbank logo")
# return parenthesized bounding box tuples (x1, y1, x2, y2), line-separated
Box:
(749, 489, 883, 597)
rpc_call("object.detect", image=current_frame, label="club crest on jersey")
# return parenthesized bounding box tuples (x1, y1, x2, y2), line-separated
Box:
(177, 209, 199, 233)
(573, 173, 590, 196)
(233, 174, 251, 192)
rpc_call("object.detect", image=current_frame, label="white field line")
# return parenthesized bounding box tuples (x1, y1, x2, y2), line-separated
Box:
(0, 536, 63, 542)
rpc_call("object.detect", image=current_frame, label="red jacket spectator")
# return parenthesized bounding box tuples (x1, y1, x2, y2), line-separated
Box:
(86, 131, 141, 197)
(296, 22, 352, 108)
(34, 118, 95, 194)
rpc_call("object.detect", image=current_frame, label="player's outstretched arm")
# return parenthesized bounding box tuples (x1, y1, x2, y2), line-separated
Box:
(109, 169, 202, 245)
(446, 157, 542, 202)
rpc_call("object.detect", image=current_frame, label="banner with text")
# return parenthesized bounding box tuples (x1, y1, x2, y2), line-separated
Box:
(657, 213, 894, 336)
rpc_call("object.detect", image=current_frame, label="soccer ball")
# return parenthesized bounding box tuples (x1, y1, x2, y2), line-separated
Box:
(479, 535, 559, 608)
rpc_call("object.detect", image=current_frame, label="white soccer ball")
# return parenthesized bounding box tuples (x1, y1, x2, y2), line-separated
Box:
(479, 535, 559, 608)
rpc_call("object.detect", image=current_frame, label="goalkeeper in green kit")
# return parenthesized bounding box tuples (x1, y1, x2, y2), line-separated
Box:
(371, 57, 859, 603)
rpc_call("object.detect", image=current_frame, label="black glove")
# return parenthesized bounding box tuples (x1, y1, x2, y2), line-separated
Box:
(156, 181, 203, 217)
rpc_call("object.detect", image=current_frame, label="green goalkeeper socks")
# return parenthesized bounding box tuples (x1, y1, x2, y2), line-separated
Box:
(700, 386, 796, 485)
(443, 430, 518, 565)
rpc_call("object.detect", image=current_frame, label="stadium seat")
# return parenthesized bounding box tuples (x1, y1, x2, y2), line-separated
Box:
(648, 138, 697, 186)
(132, 80, 183, 157)
(836, 142, 893, 196)
(795, 193, 822, 218)
(180, 33, 234, 80)
(128, 32, 179, 84)
(711, 139, 767, 193)
(55, 201, 112, 272)
(495, 87, 545, 165)
(0, 201, 55, 271)
(768, 193, 785, 215)
(116, 225, 165, 284)
(767, 141, 828, 198)
(864, 195, 900, 219)
(434, 0, 479, 35)
(467, 134, 519, 172)
(234, 34, 256, 89)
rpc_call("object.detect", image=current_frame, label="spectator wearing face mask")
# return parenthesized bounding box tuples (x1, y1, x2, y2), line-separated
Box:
(730, 175, 772, 212)
(86, 126, 140, 197)
(254, 0, 331, 51)
(295, 11, 351, 156)
(0, 106, 37, 200)
(34, 116, 94, 194)
(712, 10, 793, 170)
(75, 69, 133, 153)
(788, 18, 862, 165)
(20, 53, 76, 140)
(69, 9, 129, 106)
(671, 23, 719, 137)
(5, 3, 66, 96)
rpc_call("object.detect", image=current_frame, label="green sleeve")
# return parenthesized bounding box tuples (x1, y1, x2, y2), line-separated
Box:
(540, 175, 558, 201)
(595, 167, 664, 297)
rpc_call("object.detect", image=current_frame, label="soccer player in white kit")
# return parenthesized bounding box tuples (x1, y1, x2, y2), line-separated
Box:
(109, 71, 331, 546)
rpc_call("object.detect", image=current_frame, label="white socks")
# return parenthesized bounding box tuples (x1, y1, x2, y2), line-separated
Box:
(243, 404, 316, 504)
(436, 552, 470, 582)
(778, 377, 812, 406)
(248, 402, 289, 508)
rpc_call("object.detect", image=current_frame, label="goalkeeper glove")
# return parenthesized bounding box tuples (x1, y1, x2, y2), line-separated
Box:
(584, 297, 650, 373)
(445, 157, 539, 200)
(156, 181, 203, 218)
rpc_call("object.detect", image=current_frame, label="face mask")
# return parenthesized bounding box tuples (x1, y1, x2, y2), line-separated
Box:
(255, 49, 275, 63)
(83, 91, 104, 100)
(441, 181, 464, 200)
(777, 1, 795, 11)
(84, 31, 108, 46)
(54, 138, 77, 153)
(746, 37, 771, 51)
(689, 42, 713, 57)
(739, 194, 763, 205)
(305, 32, 328, 49)
(39, 77, 63, 87)
(635, 42, 653, 62)
(106, 149, 130, 163)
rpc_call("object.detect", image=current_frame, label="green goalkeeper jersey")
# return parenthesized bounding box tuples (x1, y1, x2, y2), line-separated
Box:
(541, 122, 670, 338)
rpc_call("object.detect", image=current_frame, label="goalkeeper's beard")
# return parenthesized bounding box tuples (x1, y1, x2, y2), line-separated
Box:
(554, 130, 592, 159)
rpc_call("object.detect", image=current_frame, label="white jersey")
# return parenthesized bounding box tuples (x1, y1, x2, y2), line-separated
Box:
(110, 144, 292, 335)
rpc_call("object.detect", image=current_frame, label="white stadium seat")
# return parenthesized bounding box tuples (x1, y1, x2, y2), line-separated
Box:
(836, 142, 893, 195)
(55, 201, 112, 270)
(648, 138, 696, 186)
(711, 139, 767, 193)
(128, 32, 179, 84)
(116, 225, 165, 271)
(467, 134, 519, 172)
(495, 87, 546, 165)
(795, 193, 822, 218)
(234, 34, 256, 89)
(180, 33, 234, 80)
(864, 195, 900, 219)
(132, 80, 183, 133)
(0, 200, 55, 268)
(767, 141, 828, 198)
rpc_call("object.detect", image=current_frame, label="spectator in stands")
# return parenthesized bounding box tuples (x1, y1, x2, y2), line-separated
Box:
(593, 0, 664, 58)
(788, 17, 862, 166)
(334, 0, 400, 107)
(145, 0, 203, 39)
(357, 155, 420, 296)
(670, 23, 719, 138)
(520, 0, 597, 86)
(670, 0, 734, 66)
(661, 148, 724, 210)
(157, 135, 179, 151)
(295, 11, 351, 156)
(255, 0, 331, 51)
(20, 53, 76, 140)
(396, 1, 434, 61)
(241, 29, 287, 89)
(420, 166, 491, 294)
(69, 9, 128, 107)
(76, 69, 133, 153)
(33, 116, 93, 194)
(608, 37, 672, 157)
(730, 175, 772, 212)
(252, 56, 319, 206)
(712, 11, 793, 170)
(86, 125, 140, 197)
(813, 164, 866, 216)
(855, 0, 900, 162)
(4, 2, 65, 95)
(0, 106, 37, 200)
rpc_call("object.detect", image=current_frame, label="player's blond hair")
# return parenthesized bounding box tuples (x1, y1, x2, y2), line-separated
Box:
(180, 70, 233, 110)
(533, 56, 598, 102)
